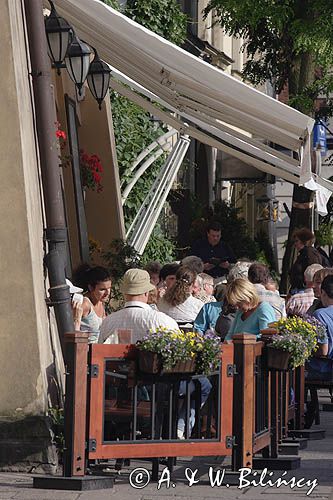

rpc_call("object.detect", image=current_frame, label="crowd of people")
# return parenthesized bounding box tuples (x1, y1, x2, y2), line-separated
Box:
(67, 223, 333, 432)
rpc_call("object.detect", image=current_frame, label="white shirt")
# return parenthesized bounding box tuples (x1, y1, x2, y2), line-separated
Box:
(99, 301, 178, 344)
(157, 295, 203, 324)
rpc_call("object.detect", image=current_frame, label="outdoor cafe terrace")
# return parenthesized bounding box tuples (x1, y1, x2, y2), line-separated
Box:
(32, 327, 333, 493)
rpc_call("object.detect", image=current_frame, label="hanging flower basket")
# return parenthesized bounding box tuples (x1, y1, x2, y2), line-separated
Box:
(266, 345, 291, 371)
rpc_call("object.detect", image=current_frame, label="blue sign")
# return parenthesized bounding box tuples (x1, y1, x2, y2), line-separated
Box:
(313, 123, 327, 157)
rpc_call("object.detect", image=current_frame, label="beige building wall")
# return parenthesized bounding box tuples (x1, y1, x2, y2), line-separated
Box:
(79, 90, 125, 254)
(0, 0, 63, 416)
(54, 75, 125, 268)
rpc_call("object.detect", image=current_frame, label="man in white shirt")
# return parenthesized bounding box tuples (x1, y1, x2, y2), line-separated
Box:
(99, 269, 179, 344)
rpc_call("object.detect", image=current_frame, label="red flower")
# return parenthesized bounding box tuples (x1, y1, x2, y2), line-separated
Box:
(56, 129, 67, 140)
(79, 149, 104, 193)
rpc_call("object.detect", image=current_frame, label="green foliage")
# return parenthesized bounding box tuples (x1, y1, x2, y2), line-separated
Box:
(103, 239, 141, 284)
(205, 0, 333, 115)
(141, 224, 176, 265)
(110, 91, 168, 226)
(254, 230, 275, 270)
(49, 407, 64, 459)
(188, 199, 259, 260)
(315, 222, 333, 247)
(124, 0, 187, 45)
(101, 0, 120, 9)
(102, 239, 141, 305)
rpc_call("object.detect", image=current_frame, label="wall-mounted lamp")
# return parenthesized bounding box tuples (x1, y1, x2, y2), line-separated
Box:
(256, 196, 279, 222)
(87, 49, 112, 110)
(65, 34, 93, 95)
(44, 0, 72, 74)
(45, 1, 111, 109)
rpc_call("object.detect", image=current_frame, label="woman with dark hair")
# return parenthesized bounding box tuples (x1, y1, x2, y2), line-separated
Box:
(289, 228, 322, 293)
(73, 264, 112, 343)
(157, 266, 203, 325)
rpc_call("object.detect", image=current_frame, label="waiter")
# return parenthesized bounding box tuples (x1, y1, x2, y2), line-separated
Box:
(191, 221, 236, 278)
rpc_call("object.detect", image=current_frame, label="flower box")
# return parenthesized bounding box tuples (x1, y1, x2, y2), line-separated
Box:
(138, 350, 196, 374)
(162, 357, 196, 374)
(265, 345, 291, 371)
(137, 327, 221, 376)
(138, 350, 163, 374)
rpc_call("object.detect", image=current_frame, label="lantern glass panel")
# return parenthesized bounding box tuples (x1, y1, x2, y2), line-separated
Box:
(65, 52, 91, 91)
(87, 72, 108, 100)
(47, 30, 71, 65)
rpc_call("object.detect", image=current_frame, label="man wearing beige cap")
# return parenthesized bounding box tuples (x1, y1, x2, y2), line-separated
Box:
(99, 269, 179, 344)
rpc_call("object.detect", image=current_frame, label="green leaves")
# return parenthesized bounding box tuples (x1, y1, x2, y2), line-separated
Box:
(124, 0, 187, 45)
(206, 0, 333, 114)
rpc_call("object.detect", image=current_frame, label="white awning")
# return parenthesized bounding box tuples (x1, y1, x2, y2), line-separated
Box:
(50, 0, 333, 192)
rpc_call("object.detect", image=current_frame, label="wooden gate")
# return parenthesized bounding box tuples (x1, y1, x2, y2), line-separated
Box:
(87, 343, 234, 460)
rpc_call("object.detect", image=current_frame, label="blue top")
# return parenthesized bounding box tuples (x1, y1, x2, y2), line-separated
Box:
(225, 301, 276, 341)
(313, 306, 333, 357)
(307, 306, 332, 374)
(194, 301, 222, 333)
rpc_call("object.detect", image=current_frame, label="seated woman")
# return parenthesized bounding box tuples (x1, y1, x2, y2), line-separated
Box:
(224, 278, 276, 341)
(73, 264, 112, 343)
(157, 266, 203, 327)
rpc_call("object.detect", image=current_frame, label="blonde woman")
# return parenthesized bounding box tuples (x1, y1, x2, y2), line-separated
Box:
(157, 266, 203, 325)
(224, 278, 275, 341)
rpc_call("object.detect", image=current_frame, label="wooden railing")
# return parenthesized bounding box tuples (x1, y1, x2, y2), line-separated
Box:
(61, 331, 305, 478)
(231, 333, 305, 470)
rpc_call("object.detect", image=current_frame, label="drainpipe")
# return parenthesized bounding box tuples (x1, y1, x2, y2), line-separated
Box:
(24, 0, 74, 353)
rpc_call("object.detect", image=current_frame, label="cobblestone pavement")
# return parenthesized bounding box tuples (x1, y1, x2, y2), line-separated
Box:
(0, 398, 332, 500)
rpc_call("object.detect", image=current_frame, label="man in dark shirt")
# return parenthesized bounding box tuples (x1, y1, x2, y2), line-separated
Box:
(191, 221, 236, 278)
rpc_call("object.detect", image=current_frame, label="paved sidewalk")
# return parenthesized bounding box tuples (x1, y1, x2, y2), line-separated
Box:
(0, 403, 332, 500)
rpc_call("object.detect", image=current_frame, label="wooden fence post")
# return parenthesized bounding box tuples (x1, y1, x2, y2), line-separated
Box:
(63, 332, 89, 477)
(232, 333, 257, 471)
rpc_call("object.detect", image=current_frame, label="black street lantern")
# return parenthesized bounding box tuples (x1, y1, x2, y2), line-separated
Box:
(87, 50, 111, 110)
(65, 34, 92, 95)
(45, 0, 73, 74)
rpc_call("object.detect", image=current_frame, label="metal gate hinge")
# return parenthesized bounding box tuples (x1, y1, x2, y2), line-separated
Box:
(227, 364, 238, 377)
(88, 364, 99, 378)
(226, 435, 235, 448)
(87, 438, 96, 452)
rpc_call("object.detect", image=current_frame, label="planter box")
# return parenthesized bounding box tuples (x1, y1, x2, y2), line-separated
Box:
(266, 345, 290, 371)
(138, 351, 162, 374)
(138, 351, 196, 374)
(162, 358, 196, 374)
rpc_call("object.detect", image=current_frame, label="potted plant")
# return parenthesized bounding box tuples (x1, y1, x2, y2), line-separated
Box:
(136, 328, 221, 375)
(265, 316, 326, 370)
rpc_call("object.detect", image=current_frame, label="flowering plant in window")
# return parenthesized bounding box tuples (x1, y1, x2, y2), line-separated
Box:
(55, 123, 104, 193)
(80, 150, 104, 193)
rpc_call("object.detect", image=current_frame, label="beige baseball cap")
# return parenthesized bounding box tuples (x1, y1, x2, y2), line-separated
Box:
(120, 269, 155, 295)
